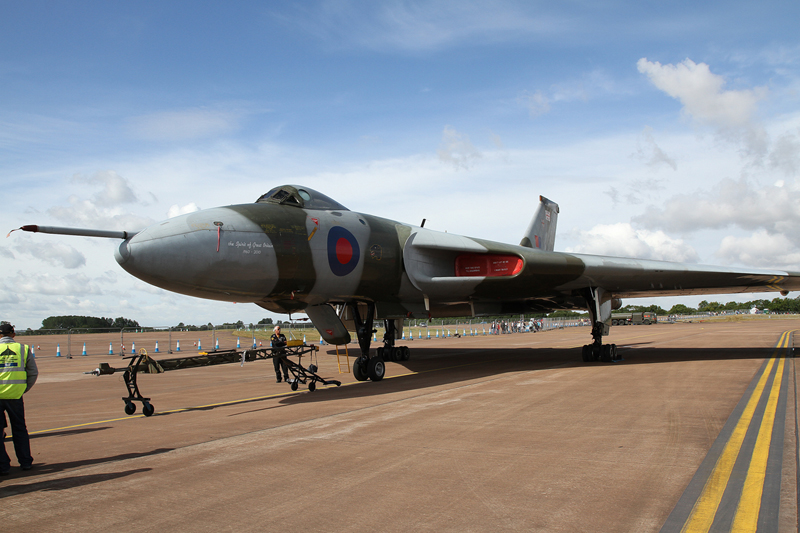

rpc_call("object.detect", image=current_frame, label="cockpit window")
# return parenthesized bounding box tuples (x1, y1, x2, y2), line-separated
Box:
(256, 185, 349, 211)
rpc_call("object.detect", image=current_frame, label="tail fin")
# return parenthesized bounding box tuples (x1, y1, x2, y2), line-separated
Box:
(520, 196, 559, 251)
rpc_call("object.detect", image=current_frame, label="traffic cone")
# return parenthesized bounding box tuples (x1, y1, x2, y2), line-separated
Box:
(402, 330, 406, 340)
(303, 335, 307, 344)
(176, 340, 181, 352)
(155, 341, 160, 353)
(198, 340, 202, 351)
(109, 342, 114, 355)
(82, 343, 87, 356)
(56, 344, 61, 357)
(132, 341, 136, 353)
(436, 330, 439, 338)
(237, 337, 241, 349)
(215, 338, 219, 350)
(252, 339, 257, 348)
(427, 330, 430, 339)
(320, 337, 325, 345)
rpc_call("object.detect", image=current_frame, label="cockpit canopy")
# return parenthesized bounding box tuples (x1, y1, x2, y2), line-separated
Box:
(256, 185, 349, 211)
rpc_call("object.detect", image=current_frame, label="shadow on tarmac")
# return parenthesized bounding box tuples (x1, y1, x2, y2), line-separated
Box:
(0, 468, 151, 496)
(274, 344, 787, 406)
(0, 447, 173, 495)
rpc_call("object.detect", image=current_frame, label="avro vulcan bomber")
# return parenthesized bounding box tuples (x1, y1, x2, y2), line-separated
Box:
(18, 185, 800, 381)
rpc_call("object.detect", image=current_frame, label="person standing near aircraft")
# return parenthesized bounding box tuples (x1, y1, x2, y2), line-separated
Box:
(270, 326, 290, 383)
(0, 323, 37, 474)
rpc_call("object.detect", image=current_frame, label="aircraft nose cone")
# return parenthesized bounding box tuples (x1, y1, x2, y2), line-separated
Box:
(116, 208, 280, 302)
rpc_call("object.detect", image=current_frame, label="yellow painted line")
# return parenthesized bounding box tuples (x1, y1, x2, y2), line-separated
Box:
(731, 355, 785, 532)
(680, 330, 790, 533)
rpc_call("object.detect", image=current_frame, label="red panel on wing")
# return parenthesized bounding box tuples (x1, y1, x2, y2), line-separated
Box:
(455, 254, 523, 277)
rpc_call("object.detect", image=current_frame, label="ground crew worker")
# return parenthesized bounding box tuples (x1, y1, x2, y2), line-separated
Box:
(0, 323, 38, 475)
(270, 325, 290, 383)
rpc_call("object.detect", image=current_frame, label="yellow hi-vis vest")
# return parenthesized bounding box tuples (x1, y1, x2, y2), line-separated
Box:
(0, 342, 29, 399)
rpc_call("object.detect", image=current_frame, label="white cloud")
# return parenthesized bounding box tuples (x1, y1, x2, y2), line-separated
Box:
(635, 178, 800, 239)
(168, 203, 201, 218)
(13, 237, 86, 269)
(637, 58, 769, 157)
(46, 171, 155, 230)
(437, 126, 481, 170)
(566, 222, 699, 263)
(716, 231, 800, 270)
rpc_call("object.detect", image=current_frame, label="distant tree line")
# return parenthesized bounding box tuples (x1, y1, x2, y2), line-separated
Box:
(39, 315, 140, 331)
(618, 296, 800, 315)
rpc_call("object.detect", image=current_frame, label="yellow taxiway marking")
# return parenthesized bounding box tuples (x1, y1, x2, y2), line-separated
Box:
(680, 330, 791, 533)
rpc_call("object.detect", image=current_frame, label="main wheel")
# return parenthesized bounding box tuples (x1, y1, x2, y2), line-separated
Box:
(581, 344, 592, 362)
(142, 402, 155, 417)
(353, 357, 368, 381)
(367, 356, 385, 381)
(391, 347, 402, 362)
(401, 346, 410, 361)
(601, 344, 612, 362)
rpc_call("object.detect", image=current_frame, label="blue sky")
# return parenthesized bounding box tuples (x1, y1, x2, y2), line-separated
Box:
(2, 1, 800, 329)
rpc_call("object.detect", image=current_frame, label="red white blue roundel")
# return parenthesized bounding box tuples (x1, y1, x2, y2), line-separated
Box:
(327, 226, 360, 276)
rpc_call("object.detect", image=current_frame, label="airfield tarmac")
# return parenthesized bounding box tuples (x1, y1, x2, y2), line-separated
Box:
(2, 319, 799, 532)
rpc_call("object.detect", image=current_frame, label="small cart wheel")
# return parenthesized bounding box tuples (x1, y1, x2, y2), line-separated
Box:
(291, 381, 299, 391)
(124, 402, 136, 415)
(309, 381, 316, 392)
(142, 402, 155, 417)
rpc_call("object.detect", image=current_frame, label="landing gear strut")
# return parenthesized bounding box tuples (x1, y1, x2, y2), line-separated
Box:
(348, 302, 384, 382)
(347, 303, 410, 381)
(581, 287, 621, 363)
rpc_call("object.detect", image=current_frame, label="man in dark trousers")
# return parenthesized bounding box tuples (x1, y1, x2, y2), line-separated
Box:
(270, 325, 290, 383)
(0, 323, 38, 475)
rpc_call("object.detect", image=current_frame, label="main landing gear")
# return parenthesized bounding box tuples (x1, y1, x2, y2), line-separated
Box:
(581, 287, 622, 363)
(581, 321, 620, 362)
(348, 303, 410, 382)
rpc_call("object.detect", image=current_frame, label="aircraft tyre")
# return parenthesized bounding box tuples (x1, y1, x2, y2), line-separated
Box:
(581, 345, 592, 362)
(391, 347, 402, 362)
(376, 347, 385, 359)
(367, 356, 385, 381)
(353, 357, 368, 381)
(402, 346, 410, 361)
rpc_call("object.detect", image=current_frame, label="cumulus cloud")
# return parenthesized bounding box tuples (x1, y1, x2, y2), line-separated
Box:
(47, 171, 155, 230)
(637, 58, 769, 157)
(437, 126, 481, 170)
(716, 231, 800, 270)
(634, 178, 800, 236)
(168, 203, 201, 218)
(128, 108, 241, 141)
(14, 240, 86, 269)
(566, 222, 699, 263)
(10, 271, 104, 296)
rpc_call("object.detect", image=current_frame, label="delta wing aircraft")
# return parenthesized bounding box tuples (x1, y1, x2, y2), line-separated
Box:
(16, 184, 800, 382)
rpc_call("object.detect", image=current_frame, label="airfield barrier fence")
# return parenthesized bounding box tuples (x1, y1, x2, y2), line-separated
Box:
(16, 317, 595, 358)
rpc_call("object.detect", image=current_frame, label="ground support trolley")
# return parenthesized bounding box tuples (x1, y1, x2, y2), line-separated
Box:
(87, 345, 341, 416)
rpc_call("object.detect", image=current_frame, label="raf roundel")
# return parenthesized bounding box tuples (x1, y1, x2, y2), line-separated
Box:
(327, 226, 360, 276)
